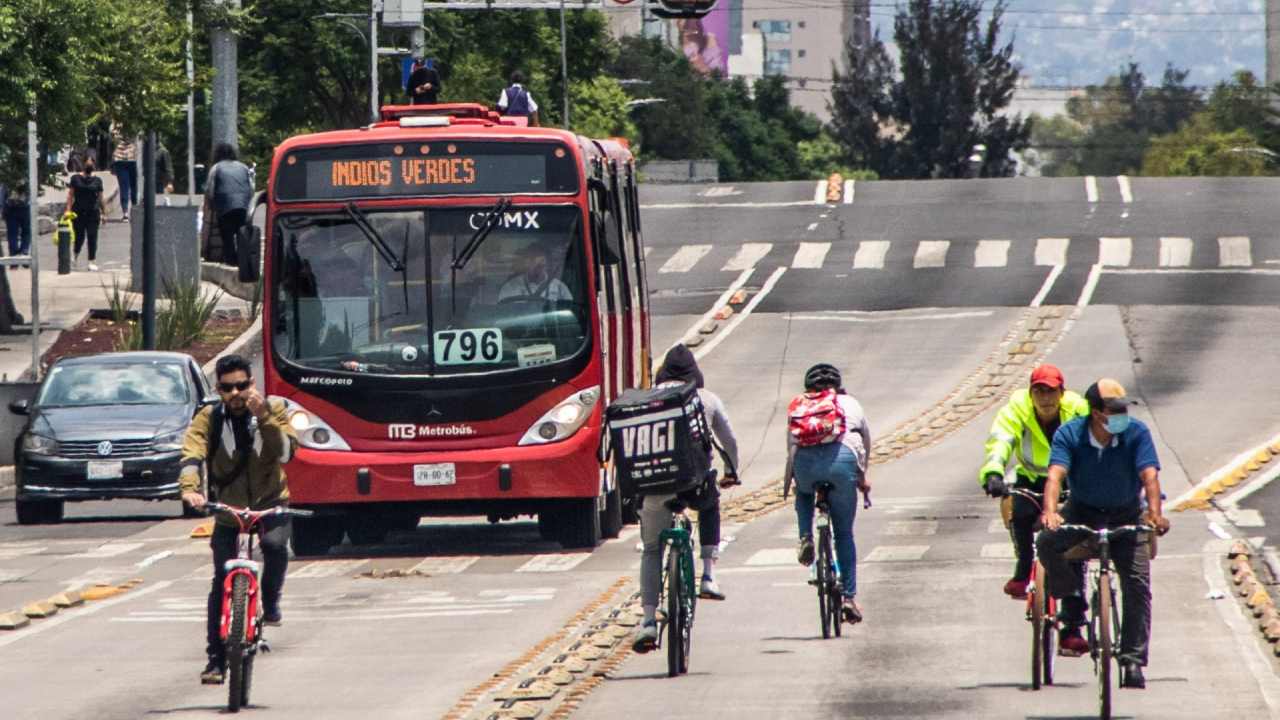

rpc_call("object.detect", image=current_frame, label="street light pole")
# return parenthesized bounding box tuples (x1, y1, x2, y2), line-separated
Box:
(186, 3, 196, 195)
(370, 0, 381, 124)
(559, 0, 570, 129)
(27, 118, 39, 380)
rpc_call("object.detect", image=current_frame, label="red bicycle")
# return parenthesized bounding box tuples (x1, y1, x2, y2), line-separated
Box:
(1004, 487, 1057, 690)
(205, 502, 313, 713)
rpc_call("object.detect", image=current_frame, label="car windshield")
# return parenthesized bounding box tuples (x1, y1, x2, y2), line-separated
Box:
(37, 362, 191, 407)
(271, 206, 590, 376)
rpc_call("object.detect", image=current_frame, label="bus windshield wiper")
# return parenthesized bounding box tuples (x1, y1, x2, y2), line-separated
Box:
(452, 198, 512, 270)
(344, 203, 404, 271)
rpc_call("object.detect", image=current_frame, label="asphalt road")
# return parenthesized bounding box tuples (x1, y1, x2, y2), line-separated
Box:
(3, 176, 1280, 719)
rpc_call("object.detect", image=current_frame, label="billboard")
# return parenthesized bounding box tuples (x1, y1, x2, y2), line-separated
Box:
(678, 1, 729, 76)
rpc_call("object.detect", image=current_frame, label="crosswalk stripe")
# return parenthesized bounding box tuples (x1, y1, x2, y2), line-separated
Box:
(913, 241, 950, 268)
(791, 242, 831, 269)
(409, 557, 479, 575)
(864, 545, 930, 562)
(974, 240, 1010, 268)
(981, 543, 1016, 559)
(1158, 237, 1192, 267)
(71, 543, 145, 559)
(721, 242, 772, 271)
(853, 241, 890, 269)
(745, 548, 798, 566)
(515, 553, 591, 572)
(1035, 238, 1069, 266)
(988, 519, 1008, 534)
(1099, 237, 1132, 266)
(1219, 236, 1252, 267)
(659, 244, 712, 273)
(884, 520, 939, 536)
(288, 559, 368, 579)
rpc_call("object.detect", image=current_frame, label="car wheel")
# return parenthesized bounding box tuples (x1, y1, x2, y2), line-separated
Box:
(16, 499, 63, 525)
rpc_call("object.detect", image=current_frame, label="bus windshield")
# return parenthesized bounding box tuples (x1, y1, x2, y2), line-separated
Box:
(271, 205, 590, 376)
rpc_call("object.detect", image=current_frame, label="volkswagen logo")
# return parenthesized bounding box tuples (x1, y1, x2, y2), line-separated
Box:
(96, 441, 113, 457)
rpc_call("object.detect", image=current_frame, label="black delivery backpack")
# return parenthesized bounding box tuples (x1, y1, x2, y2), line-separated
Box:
(605, 383, 712, 498)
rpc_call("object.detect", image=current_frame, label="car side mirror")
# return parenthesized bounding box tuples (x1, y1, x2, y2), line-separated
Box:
(8, 399, 29, 415)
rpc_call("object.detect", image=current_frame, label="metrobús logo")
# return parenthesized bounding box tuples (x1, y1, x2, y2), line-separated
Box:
(388, 423, 477, 440)
(298, 376, 354, 386)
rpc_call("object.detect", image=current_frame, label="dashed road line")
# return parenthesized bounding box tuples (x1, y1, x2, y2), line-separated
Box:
(694, 266, 787, 360)
(1035, 237, 1069, 266)
(1098, 236, 1132, 266)
(70, 543, 145, 559)
(864, 545, 930, 562)
(1219, 236, 1253, 267)
(791, 242, 830, 269)
(974, 239, 1010, 268)
(1159, 236, 1193, 267)
(1029, 264, 1064, 308)
(515, 553, 592, 573)
(980, 543, 1016, 559)
(410, 556, 480, 575)
(843, 179, 855, 204)
(1085, 175, 1099, 203)
(1117, 175, 1133, 203)
(720, 242, 772, 272)
(288, 559, 369, 579)
(853, 240, 890, 269)
(913, 240, 950, 268)
(812, 180, 826, 204)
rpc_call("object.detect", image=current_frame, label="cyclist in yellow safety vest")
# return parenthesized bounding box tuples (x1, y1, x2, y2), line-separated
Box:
(979, 364, 1089, 599)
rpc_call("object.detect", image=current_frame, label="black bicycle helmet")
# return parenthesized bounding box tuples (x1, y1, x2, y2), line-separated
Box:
(803, 363, 842, 391)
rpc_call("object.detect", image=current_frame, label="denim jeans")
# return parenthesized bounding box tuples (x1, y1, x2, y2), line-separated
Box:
(793, 443, 860, 597)
(112, 160, 137, 213)
(206, 515, 291, 662)
(3, 203, 30, 256)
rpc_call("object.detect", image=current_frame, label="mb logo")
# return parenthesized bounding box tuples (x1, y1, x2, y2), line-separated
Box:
(388, 424, 417, 439)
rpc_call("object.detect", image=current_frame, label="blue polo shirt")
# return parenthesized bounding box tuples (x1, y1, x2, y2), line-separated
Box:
(1049, 416, 1160, 511)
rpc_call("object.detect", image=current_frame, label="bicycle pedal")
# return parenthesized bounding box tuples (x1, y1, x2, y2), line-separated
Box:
(259, 641, 271, 654)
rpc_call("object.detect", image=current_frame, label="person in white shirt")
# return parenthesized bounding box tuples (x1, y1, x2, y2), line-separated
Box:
(498, 243, 573, 303)
(497, 71, 540, 126)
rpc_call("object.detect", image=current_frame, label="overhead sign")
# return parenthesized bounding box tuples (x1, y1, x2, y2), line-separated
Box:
(274, 141, 580, 201)
(383, 0, 425, 27)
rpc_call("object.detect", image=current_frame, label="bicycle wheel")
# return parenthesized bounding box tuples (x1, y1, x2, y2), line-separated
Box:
(666, 544, 683, 678)
(827, 532, 842, 638)
(1039, 569, 1056, 686)
(1030, 572, 1043, 691)
(678, 547, 694, 674)
(817, 524, 832, 639)
(226, 574, 249, 713)
(1098, 572, 1114, 720)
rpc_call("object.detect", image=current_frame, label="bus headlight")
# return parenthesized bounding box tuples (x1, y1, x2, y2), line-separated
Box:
(518, 386, 600, 446)
(279, 397, 351, 451)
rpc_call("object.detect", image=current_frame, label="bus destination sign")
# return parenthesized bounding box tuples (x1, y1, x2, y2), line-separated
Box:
(274, 141, 579, 201)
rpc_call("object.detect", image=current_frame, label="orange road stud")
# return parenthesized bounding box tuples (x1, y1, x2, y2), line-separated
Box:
(190, 520, 214, 538)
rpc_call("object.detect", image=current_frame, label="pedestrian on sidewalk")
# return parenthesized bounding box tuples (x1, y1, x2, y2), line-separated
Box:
(110, 124, 139, 221)
(2, 182, 31, 260)
(66, 158, 108, 271)
(407, 57, 441, 105)
(497, 71, 540, 126)
(155, 141, 175, 195)
(203, 143, 253, 267)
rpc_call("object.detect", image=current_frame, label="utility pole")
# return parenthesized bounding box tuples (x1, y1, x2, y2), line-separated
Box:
(27, 119, 40, 380)
(560, 0, 570, 128)
(142, 134, 157, 349)
(210, 0, 240, 152)
(186, 3, 196, 194)
(370, 0, 381, 124)
(1269, 0, 1280, 108)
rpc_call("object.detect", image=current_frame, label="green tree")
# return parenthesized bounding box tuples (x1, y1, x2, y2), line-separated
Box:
(569, 77, 636, 141)
(1027, 112, 1086, 177)
(1142, 114, 1269, 177)
(829, 29, 895, 173)
(1204, 70, 1280, 152)
(608, 36, 711, 160)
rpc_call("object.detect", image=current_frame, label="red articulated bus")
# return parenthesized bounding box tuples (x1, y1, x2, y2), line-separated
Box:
(259, 103, 651, 554)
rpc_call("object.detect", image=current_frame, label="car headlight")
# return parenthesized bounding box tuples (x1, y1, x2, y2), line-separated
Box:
(279, 397, 351, 451)
(22, 433, 57, 456)
(152, 429, 186, 453)
(518, 386, 600, 446)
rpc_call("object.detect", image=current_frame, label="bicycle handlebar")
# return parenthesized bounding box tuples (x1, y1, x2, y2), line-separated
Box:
(1054, 523, 1151, 540)
(204, 502, 315, 520)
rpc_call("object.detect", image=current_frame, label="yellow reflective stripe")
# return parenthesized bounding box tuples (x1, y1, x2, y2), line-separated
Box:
(1018, 426, 1049, 475)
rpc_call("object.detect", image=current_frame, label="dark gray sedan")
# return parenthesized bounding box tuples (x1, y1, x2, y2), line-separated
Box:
(10, 351, 215, 524)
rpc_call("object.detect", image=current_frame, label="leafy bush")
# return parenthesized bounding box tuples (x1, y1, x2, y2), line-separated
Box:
(100, 275, 136, 324)
(113, 282, 223, 352)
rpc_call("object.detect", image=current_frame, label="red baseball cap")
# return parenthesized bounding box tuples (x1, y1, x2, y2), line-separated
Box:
(1029, 364, 1065, 389)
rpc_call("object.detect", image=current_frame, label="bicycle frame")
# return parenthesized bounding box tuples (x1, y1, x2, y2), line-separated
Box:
(656, 502, 697, 677)
(212, 506, 272, 648)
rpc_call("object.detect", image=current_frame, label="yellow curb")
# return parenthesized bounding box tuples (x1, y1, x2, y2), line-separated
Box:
(49, 591, 83, 608)
(190, 520, 214, 539)
(80, 585, 123, 601)
(1248, 588, 1272, 609)
(0, 610, 30, 630)
(22, 600, 58, 618)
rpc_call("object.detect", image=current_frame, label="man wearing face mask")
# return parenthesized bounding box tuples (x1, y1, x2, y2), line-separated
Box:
(1036, 378, 1171, 689)
(498, 243, 573, 303)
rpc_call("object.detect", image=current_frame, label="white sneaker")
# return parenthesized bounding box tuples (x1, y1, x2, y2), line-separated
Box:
(88, 262, 99, 271)
(698, 576, 725, 601)
(631, 621, 658, 653)
(807, 563, 818, 585)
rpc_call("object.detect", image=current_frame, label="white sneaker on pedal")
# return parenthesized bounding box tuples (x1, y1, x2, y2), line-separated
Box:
(632, 621, 658, 653)
(699, 576, 726, 601)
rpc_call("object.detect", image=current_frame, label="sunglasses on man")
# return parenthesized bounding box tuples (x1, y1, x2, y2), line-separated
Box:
(218, 380, 253, 393)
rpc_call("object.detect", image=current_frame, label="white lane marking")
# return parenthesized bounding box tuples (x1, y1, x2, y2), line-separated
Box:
(1102, 268, 1280, 276)
(813, 180, 826, 204)
(409, 556, 479, 575)
(641, 200, 826, 210)
(788, 310, 994, 324)
(884, 521, 938, 536)
(113, 609, 517, 623)
(864, 545, 929, 562)
(288, 559, 368, 579)
(71, 542, 145, 559)
(843, 179, 855, 204)
(478, 588, 556, 602)
(913, 241, 950, 268)
(1158, 237, 1193, 267)
(988, 519, 1007, 534)
(700, 186, 740, 197)
(853, 240, 890, 269)
(1202, 541, 1280, 713)
(658, 244, 712, 273)
(1085, 175, 1099, 203)
(0, 544, 46, 558)
(791, 242, 831, 269)
(720, 243, 772, 272)
(806, 222, 819, 232)
(135, 551, 173, 569)
(745, 548, 799, 566)
(1219, 236, 1252, 267)
(1029, 264, 1065, 308)
(1035, 237, 1069, 266)
(515, 553, 591, 573)
(1077, 264, 1103, 307)
(694, 266, 787, 360)
(0, 580, 174, 650)
(643, 247, 651, 258)
(1098, 237, 1132, 266)
(671, 267, 755, 353)
(1117, 175, 1133, 203)
(0, 570, 21, 583)
(974, 240, 1010, 268)
(981, 543, 1016, 559)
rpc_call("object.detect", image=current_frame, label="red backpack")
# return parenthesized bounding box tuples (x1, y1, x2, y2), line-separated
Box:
(787, 389, 847, 447)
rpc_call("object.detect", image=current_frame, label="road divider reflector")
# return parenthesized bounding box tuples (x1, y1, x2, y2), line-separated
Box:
(22, 600, 58, 618)
(1230, 540, 1254, 559)
(495, 678, 559, 702)
(49, 591, 83, 608)
(729, 289, 747, 305)
(0, 610, 30, 630)
(1259, 607, 1280, 629)
(80, 584, 124, 601)
(1263, 620, 1280, 643)
(1248, 587, 1272, 610)
(487, 701, 542, 720)
(714, 306, 734, 321)
(699, 321, 718, 335)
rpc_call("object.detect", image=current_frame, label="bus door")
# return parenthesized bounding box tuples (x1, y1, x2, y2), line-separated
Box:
(606, 160, 638, 392)
(588, 163, 624, 403)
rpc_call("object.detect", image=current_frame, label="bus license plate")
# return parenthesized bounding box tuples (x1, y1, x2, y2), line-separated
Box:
(413, 463, 456, 487)
(87, 461, 124, 480)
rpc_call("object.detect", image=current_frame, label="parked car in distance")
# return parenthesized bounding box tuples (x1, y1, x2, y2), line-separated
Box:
(10, 351, 216, 524)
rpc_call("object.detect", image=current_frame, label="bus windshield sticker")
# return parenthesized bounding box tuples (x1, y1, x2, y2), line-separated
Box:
(434, 328, 503, 365)
(517, 344, 557, 368)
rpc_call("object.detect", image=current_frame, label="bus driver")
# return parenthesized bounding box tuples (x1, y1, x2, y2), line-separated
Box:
(498, 243, 573, 303)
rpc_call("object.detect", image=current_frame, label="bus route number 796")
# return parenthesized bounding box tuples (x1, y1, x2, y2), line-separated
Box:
(434, 328, 503, 365)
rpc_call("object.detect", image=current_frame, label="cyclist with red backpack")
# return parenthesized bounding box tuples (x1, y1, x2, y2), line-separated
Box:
(785, 363, 871, 623)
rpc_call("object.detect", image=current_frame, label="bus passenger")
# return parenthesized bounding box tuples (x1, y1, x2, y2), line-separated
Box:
(497, 71, 541, 127)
